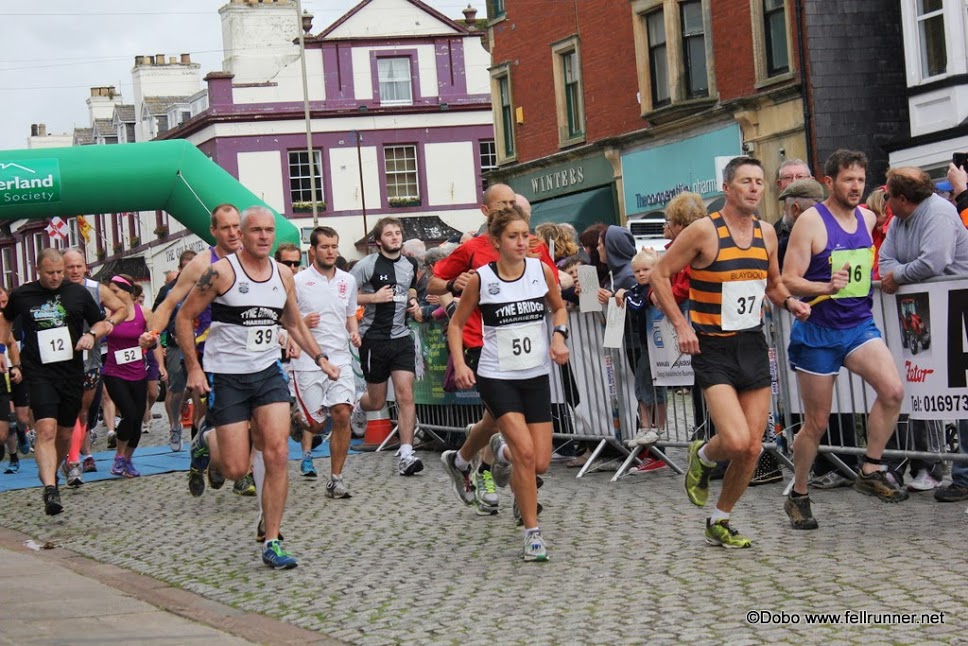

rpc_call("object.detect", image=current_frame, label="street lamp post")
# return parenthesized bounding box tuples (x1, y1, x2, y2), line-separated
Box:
(351, 130, 368, 239)
(294, 0, 319, 228)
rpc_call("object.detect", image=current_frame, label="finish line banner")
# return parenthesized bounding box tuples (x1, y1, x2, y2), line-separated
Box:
(887, 279, 968, 420)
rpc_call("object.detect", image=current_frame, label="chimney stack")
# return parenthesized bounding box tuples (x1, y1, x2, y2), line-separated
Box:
(30, 124, 38, 137)
(155, 54, 165, 65)
(462, 4, 477, 29)
(180, 53, 192, 64)
(38, 123, 47, 137)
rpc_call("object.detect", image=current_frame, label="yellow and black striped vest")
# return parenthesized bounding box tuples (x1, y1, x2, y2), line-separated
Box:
(689, 211, 769, 336)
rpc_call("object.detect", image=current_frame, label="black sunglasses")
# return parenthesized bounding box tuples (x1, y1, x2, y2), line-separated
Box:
(280, 260, 301, 267)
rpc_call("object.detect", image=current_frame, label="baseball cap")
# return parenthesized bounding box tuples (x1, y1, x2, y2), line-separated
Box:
(778, 178, 825, 201)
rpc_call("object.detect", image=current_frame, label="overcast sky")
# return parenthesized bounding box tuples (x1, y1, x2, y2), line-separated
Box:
(0, 0, 481, 151)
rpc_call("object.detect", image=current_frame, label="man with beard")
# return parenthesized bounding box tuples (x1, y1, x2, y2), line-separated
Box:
(782, 149, 907, 531)
(349, 217, 422, 476)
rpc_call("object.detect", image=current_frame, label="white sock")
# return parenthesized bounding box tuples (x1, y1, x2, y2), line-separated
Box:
(496, 444, 509, 465)
(524, 526, 540, 537)
(698, 445, 716, 467)
(263, 539, 277, 548)
(709, 507, 730, 524)
(399, 443, 413, 457)
(331, 472, 341, 480)
(252, 449, 265, 515)
(454, 451, 470, 471)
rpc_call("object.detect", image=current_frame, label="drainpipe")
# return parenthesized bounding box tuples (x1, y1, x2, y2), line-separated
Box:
(795, 0, 815, 171)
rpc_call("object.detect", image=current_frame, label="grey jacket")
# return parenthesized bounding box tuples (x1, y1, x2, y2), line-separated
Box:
(878, 194, 968, 284)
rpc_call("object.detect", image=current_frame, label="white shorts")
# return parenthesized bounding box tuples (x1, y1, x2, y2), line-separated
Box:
(291, 366, 355, 425)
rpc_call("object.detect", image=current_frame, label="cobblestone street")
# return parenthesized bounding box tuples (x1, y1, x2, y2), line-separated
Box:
(0, 413, 966, 644)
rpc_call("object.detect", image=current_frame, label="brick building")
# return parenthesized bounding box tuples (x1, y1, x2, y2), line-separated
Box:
(485, 0, 908, 227)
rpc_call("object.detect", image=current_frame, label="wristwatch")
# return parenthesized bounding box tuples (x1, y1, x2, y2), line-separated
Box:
(553, 325, 570, 340)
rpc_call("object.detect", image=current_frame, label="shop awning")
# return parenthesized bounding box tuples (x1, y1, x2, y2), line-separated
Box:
(530, 186, 618, 232)
(92, 255, 150, 282)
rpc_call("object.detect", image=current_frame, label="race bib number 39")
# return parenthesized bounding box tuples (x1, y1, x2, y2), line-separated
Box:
(38, 327, 73, 364)
(830, 247, 873, 299)
(721, 279, 766, 331)
(496, 322, 547, 372)
(246, 326, 276, 352)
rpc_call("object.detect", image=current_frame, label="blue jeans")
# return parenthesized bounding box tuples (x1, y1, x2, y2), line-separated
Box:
(952, 420, 968, 487)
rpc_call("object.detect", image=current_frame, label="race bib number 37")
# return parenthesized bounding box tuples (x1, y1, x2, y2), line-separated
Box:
(721, 279, 767, 331)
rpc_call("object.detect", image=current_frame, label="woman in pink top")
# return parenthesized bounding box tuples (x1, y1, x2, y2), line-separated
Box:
(102, 275, 162, 477)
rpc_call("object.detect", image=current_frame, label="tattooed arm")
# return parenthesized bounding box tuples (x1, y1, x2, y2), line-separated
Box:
(176, 259, 230, 394)
(142, 251, 215, 346)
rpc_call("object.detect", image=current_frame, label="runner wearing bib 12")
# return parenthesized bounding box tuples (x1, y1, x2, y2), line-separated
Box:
(447, 205, 570, 562)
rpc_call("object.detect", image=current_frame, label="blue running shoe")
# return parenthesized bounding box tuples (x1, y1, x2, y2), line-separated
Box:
(300, 453, 316, 478)
(262, 540, 298, 570)
(16, 426, 30, 457)
(4, 457, 19, 474)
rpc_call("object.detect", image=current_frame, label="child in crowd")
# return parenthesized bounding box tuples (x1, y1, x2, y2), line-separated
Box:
(616, 248, 667, 451)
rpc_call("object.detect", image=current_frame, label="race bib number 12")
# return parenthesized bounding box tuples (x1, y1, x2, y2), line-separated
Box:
(38, 327, 73, 364)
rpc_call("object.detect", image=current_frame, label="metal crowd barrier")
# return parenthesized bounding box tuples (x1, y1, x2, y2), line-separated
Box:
(386, 276, 968, 483)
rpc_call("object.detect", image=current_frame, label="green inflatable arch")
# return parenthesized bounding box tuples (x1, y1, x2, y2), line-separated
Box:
(0, 139, 300, 248)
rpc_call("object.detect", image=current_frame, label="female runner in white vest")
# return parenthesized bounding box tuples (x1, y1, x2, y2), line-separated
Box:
(448, 205, 570, 562)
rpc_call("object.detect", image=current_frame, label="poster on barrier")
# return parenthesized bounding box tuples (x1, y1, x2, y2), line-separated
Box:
(648, 309, 694, 386)
(888, 279, 968, 420)
(409, 321, 481, 406)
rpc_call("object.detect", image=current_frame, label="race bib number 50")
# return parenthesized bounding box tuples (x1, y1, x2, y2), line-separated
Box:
(496, 322, 547, 372)
(721, 279, 767, 331)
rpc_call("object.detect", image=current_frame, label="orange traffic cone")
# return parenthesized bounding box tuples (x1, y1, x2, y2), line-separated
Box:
(180, 400, 194, 430)
(359, 408, 397, 452)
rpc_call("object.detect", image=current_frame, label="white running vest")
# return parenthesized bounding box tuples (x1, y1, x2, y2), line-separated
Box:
(476, 258, 549, 380)
(203, 253, 286, 374)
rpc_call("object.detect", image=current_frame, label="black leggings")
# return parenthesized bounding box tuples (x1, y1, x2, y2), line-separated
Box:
(103, 375, 147, 449)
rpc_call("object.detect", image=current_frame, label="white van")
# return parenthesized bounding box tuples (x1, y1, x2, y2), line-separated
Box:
(626, 210, 667, 252)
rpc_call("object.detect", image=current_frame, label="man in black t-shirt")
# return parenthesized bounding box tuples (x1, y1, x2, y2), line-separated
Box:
(0, 249, 121, 516)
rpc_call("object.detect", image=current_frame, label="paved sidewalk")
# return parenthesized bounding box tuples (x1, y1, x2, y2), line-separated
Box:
(0, 412, 967, 644)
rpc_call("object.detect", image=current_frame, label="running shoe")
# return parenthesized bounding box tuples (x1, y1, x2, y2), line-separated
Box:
(350, 404, 368, 438)
(66, 462, 83, 488)
(300, 454, 317, 478)
(111, 456, 126, 476)
(43, 485, 63, 516)
(325, 476, 351, 499)
(809, 471, 852, 490)
(626, 427, 660, 448)
(523, 530, 549, 562)
(398, 452, 423, 476)
(141, 422, 150, 435)
(82, 456, 96, 473)
(107, 431, 117, 449)
(684, 440, 714, 507)
(16, 428, 30, 456)
(168, 428, 183, 452)
(233, 473, 255, 496)
(513, 499, 544, 527)
(473, 469, 499, 508)
(261, 540, 298, 570)
(208, 465, 226, 490)
(190, 424, 211, 471)
(488, 433, 511, 488)
(907, 469, 943, 492)
(853, 469, 910, 502)
(255, 514, 284, 542)
(935, 482, 968, 502)
(4, 457, 19, 474)
(26, 429, 36, 453)
(88, 427, 98, 446)
(704, 519, 752, 548)
(123, 457, 141, 478)
(440, 451, 475, 505)
(784, 494, 819, 530)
